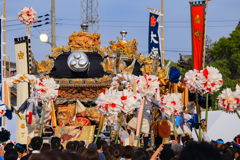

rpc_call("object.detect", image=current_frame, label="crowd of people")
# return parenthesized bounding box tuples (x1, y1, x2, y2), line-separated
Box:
(0, 134, 240, 160)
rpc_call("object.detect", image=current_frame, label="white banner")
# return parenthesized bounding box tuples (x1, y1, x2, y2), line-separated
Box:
(15, 37, 29, 144)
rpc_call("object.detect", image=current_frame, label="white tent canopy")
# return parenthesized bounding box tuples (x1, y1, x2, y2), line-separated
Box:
(192, 110, 240, 143)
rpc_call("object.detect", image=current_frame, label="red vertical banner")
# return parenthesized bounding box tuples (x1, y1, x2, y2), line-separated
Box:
(191, 4, 205, 71)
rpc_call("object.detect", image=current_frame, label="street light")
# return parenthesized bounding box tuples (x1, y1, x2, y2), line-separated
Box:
(39, 33, 49, 43)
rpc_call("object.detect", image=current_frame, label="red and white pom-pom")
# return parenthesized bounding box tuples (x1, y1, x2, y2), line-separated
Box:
(18, 7, 37, 25)
(197, 66, 223, 94)
(0, 101, 6, 117)
(96, 90, 122, 116)
(184, 69, 199, 93)
(35, 78, 59, 102)
(236, 84, 240, 93)
(160, 93, 183, 118)
(120, 90, 141, 114)
(217, 88, 240, 113)
(138, 75, 159, 98)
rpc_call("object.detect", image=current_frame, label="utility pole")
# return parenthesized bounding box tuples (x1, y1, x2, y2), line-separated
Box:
(51, 0, 56, 47)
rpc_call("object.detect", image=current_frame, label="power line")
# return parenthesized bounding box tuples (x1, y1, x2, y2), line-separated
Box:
(7, 23, 51, 32)
(58, 23, 236, 28)
(6, 14, 50, 22)
(58, 18, 238, 23)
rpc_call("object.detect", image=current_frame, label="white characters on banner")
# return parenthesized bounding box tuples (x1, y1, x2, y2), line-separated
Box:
(150, 31, 159, 44)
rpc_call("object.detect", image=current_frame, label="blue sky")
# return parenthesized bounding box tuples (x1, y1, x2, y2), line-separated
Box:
(2, 0, 240, 64)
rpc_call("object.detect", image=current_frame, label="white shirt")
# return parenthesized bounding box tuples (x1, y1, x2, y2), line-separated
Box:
(32, 150, 40, 154)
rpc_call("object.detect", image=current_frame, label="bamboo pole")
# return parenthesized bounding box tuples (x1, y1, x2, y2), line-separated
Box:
(39, 101, 47, 137)
(205, 94, 209, 132)
(161, 0, 164, 66)
(195, 92, 202, 141)
(171, 114, 177, 140)
(235, 110, 240, 119)
(94, 114, 105, 143)
(115, 112, 123, 144)
(28, 24, 30, 38)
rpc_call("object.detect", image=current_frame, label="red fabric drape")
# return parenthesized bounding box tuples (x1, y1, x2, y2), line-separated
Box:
(191, 6, 204, 71)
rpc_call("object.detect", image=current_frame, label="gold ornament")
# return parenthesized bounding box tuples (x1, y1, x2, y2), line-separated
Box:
(20, 123, 25, 129)
(195, 15, 201, 24)
(18, 51, 24, 60)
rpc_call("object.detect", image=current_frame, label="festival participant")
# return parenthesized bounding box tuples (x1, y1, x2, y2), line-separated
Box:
(160, 148, 175, 160)
(122, 146, 134, 160)
(96, 140, 106, 153)
(50, 139, 62, 152)
(103, 146, 113, 155)
(15, 98, 43, 138)
(88, 143, 105, 160)
(179, 142, 221, 160)
(111, 146, 122, 160)
(66, 141, 77, 153)
(15, 144, 26, 159)
(21, 137, 43, 160)
(4, 149, 18, 160)
(171, 144, 183, 158)
(132, 150, 148, 160)
(4, 143, 15, 151)
(78, 141, 85, 148)
(127, 97, 161, 148)
(81, 148, 100, 160)
(201, 121, 210, 143)
(102, 151, 111, 160)
(96, 140, 106, 160)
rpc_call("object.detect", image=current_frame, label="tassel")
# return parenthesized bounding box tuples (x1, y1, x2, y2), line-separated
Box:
(28, 112, 32, 124)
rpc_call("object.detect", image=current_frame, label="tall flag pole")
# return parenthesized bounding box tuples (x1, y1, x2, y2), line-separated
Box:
(161, 0, 164, 66)
(0, 15, 3, 128)
(3, 0, 7, 128)
(202, 0, 211, 69)
(148, 7, 163, 67)
(189, 1, 207, 71)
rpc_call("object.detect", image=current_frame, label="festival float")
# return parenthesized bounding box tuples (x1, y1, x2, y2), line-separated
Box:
(1, 0, 240, 148)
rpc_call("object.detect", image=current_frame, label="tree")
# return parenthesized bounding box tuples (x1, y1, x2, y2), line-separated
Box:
(206, 25, 240, 109)
(210, 25, 240, 79)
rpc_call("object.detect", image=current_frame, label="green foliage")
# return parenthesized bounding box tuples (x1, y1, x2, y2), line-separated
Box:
(206, 25, 240, 109)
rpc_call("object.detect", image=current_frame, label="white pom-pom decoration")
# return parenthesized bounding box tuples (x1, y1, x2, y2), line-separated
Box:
(197, 66, 223, 94)
(96, 90, 122, 116)
(183, 69, 199, 93)
(138, 75, 159, 98)
(18, 7, 37, 25)
(35, 78, 59, 102)
(160, 93, 183, 118)
(217, 88, 240, 113)
(120, 90, 141, 114)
